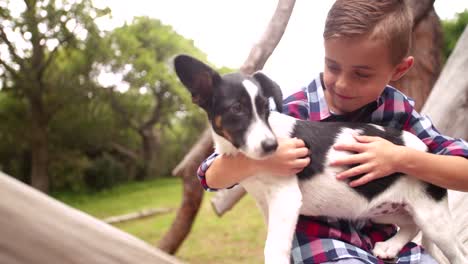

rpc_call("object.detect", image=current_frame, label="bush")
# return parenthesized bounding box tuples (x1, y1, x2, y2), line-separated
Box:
(49, 151, 90, 192)
(84, 153, 128, 191)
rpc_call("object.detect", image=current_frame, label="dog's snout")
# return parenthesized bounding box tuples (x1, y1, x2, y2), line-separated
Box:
(261, 139, 278, 153)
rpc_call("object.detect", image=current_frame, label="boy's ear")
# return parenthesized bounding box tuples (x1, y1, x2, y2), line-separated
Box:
(391, 56, 414, 81)
(253, 71, 283, 113)
(173, 54, 221, 111)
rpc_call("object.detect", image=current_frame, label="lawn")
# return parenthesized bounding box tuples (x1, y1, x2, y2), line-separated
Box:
(54, 177, 266, 264)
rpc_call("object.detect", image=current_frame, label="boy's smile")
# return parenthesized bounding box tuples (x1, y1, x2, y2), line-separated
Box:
(323, 36, 412, 115)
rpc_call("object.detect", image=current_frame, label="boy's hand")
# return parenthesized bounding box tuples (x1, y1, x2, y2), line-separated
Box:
(257, 137, 310, 176)
(331, 135, 403, 187)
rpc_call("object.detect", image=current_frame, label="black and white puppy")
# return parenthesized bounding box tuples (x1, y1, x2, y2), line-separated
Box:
(174, 54, 467, 264)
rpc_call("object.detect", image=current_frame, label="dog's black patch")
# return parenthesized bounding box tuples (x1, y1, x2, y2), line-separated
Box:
(425, 183, 447, 201)
(293, 121, 409, 200)
(209, 73, 254, 148)
(292, 121, 341, 179)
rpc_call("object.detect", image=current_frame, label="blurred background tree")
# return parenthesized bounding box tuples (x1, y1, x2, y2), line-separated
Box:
(441, 9, 468, 62)
(0, 1, 210, 193)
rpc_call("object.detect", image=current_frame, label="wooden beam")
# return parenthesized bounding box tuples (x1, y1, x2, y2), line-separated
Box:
(0, 171, 185, 264)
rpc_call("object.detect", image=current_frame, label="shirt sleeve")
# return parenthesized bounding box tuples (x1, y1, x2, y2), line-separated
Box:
(196, 152, 238, 191)
(282, 90, 310, 120)
(403, 107, 468, 158)
(196, 152, 220, 191)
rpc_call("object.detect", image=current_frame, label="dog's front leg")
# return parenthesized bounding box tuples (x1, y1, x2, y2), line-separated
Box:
(263, 176, 302, 264)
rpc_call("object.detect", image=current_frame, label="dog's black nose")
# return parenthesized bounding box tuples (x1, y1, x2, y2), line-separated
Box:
(261, 139, 278, 153)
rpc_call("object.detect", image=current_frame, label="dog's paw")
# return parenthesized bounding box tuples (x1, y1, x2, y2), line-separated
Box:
(372, 241, 400, 260)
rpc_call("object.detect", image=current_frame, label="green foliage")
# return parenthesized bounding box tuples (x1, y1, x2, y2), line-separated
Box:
(49, 150, 90, 192)
(442, 9, 468, 62)
(97, 16, 208, 179)
(0, 2, 215, 191)
(84, 153, 127, 191)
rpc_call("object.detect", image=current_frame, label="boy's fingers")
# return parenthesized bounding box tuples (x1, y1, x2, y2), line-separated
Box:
(336, 164, 371, 180)
(349, 173, 375, 187)
(293, 157, 310, 168)
(354, 135, 379, 143)
(295, 147, 309, 158)
(333, 142, 366, 152)
(293, 138, 306, 148)
(331, 153, 368, 166)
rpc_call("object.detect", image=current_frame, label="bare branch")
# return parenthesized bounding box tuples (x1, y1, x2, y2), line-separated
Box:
(240, 0, 296, 74)
(110, 142, 140, 161)
(407, 0, 435, 27)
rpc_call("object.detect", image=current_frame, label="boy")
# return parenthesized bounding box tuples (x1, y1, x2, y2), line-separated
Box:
(197, 0, 468, 263)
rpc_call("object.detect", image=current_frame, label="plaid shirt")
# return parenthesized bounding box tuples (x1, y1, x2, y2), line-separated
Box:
(197, 74, 468, 263)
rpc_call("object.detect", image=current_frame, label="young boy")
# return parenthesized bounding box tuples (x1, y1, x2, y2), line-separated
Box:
(197, 0, 468, 263)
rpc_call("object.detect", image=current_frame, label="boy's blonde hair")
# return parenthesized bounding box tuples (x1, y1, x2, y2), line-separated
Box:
(324, 0, 413, 65)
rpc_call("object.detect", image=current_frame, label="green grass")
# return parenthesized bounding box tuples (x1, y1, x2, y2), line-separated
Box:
(54, 177, 266, 264)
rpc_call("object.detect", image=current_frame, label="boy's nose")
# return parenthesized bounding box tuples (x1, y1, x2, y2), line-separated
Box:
(335, 75, 348, 90)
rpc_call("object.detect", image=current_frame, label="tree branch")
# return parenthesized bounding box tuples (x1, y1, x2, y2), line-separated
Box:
(140, 86, 164, 131)
(110, 142, 140, 161)
(0, 59, 20, 81)
(240, 0, 296, 74)
(408, 0, 435, 28)
(108, 88, 139, 130)
(0, 26, 25, 69)
(37, 23, 78, 80)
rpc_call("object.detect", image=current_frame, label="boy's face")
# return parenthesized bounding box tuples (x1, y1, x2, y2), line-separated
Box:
(323, 36, 410, 114)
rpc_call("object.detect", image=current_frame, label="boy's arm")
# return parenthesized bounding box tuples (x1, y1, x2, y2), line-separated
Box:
(332, 107, 468, 190)
(204, 138, 310, 189)
(398, 147, 468, 191)
(198, 89, 312, 191)
(332, 135, 468, 191)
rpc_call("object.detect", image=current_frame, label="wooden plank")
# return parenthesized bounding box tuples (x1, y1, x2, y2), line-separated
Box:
(104, 208, 174, 224)
(0, 171, 184, 264)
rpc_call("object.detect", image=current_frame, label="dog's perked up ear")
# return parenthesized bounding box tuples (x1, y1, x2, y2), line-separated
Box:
(173, 55, 221, 111)
(253, 72, 283, 113)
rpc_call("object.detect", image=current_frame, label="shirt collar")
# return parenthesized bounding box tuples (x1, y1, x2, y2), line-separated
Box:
(309, 73, 380, 122)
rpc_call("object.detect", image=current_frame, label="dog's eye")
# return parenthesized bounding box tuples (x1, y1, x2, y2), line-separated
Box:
(230, 103, 243, 114)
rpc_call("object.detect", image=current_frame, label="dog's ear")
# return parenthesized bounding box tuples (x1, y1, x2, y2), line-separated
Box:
(174, 54, 221, 111)
(253, 72, 283, 113)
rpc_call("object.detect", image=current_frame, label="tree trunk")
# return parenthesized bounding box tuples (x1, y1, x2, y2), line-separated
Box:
(421, 26, 468, 140)
(389, 1, 442, 111)
(138, 128, 159, 180)
(414, 27, 468, 264)
(29, 112, 49, 193)
(158, 128, 211, 253)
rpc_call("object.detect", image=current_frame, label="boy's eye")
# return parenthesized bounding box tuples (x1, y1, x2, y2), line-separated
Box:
(326, 64, 340, 73)
(355, 71, 371, 78)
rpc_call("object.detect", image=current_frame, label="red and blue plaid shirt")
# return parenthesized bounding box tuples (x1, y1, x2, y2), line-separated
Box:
(197, 74, 468, 263)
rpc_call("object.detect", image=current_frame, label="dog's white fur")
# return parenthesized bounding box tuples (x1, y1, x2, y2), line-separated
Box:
(211, 79, 467, 264)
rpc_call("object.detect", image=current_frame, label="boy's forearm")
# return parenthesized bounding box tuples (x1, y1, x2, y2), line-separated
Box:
(205, 153, 258, 189)
(398, 147, 468, 191)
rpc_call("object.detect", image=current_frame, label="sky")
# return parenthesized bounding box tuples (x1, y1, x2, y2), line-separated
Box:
(95, 1, 468, 96)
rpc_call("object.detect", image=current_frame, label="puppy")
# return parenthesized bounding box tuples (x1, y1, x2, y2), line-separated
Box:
(174, 54, 467, 264)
